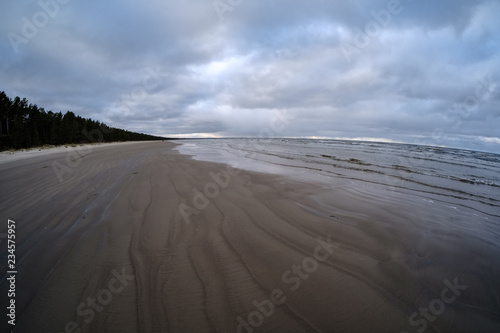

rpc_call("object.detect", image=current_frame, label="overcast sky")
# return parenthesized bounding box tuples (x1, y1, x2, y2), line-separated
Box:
(1, 0, 499, 152)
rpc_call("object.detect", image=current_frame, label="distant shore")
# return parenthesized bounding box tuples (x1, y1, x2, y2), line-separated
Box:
(1, 141, 498, 332)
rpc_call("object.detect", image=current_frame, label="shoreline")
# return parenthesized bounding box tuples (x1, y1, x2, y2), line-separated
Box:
(0, 140, 171, 165)
(0, 141, 498, 332)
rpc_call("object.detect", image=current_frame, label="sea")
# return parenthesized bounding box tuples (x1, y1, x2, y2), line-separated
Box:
(175, 138, 500, 230)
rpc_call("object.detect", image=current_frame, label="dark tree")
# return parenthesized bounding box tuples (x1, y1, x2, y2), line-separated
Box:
(0, 91, 167, 151)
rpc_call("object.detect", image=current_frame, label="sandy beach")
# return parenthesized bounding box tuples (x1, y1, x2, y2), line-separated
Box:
(1, 141, 499, 333)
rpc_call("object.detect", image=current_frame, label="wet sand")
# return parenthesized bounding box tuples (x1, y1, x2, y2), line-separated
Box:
(0, 141, 499, 332)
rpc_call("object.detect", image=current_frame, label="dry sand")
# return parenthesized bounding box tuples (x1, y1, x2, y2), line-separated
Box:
(0, 141, 499, 332)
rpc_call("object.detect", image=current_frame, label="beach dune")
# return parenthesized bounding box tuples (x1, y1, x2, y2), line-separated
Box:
(0, 142, 498, 332)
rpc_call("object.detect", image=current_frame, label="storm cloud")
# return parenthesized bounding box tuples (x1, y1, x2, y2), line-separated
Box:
(1, 0, 499, 152)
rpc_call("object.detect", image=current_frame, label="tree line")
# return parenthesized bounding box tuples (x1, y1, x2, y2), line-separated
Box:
(0, 91, 167, 151)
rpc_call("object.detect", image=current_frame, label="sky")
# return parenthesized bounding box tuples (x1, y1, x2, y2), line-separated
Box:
(1, 0, 499, 153)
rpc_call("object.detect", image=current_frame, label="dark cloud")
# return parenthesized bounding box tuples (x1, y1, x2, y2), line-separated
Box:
(0, 0, 499, 152)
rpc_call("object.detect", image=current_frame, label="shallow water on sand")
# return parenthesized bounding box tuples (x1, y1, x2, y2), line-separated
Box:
(175, 138, 500, 331)
(176, 138, 500, 219)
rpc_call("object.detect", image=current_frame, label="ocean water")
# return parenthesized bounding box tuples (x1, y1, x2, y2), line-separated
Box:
(175, 138, 500, 225)
(174, 138, 500, 331)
